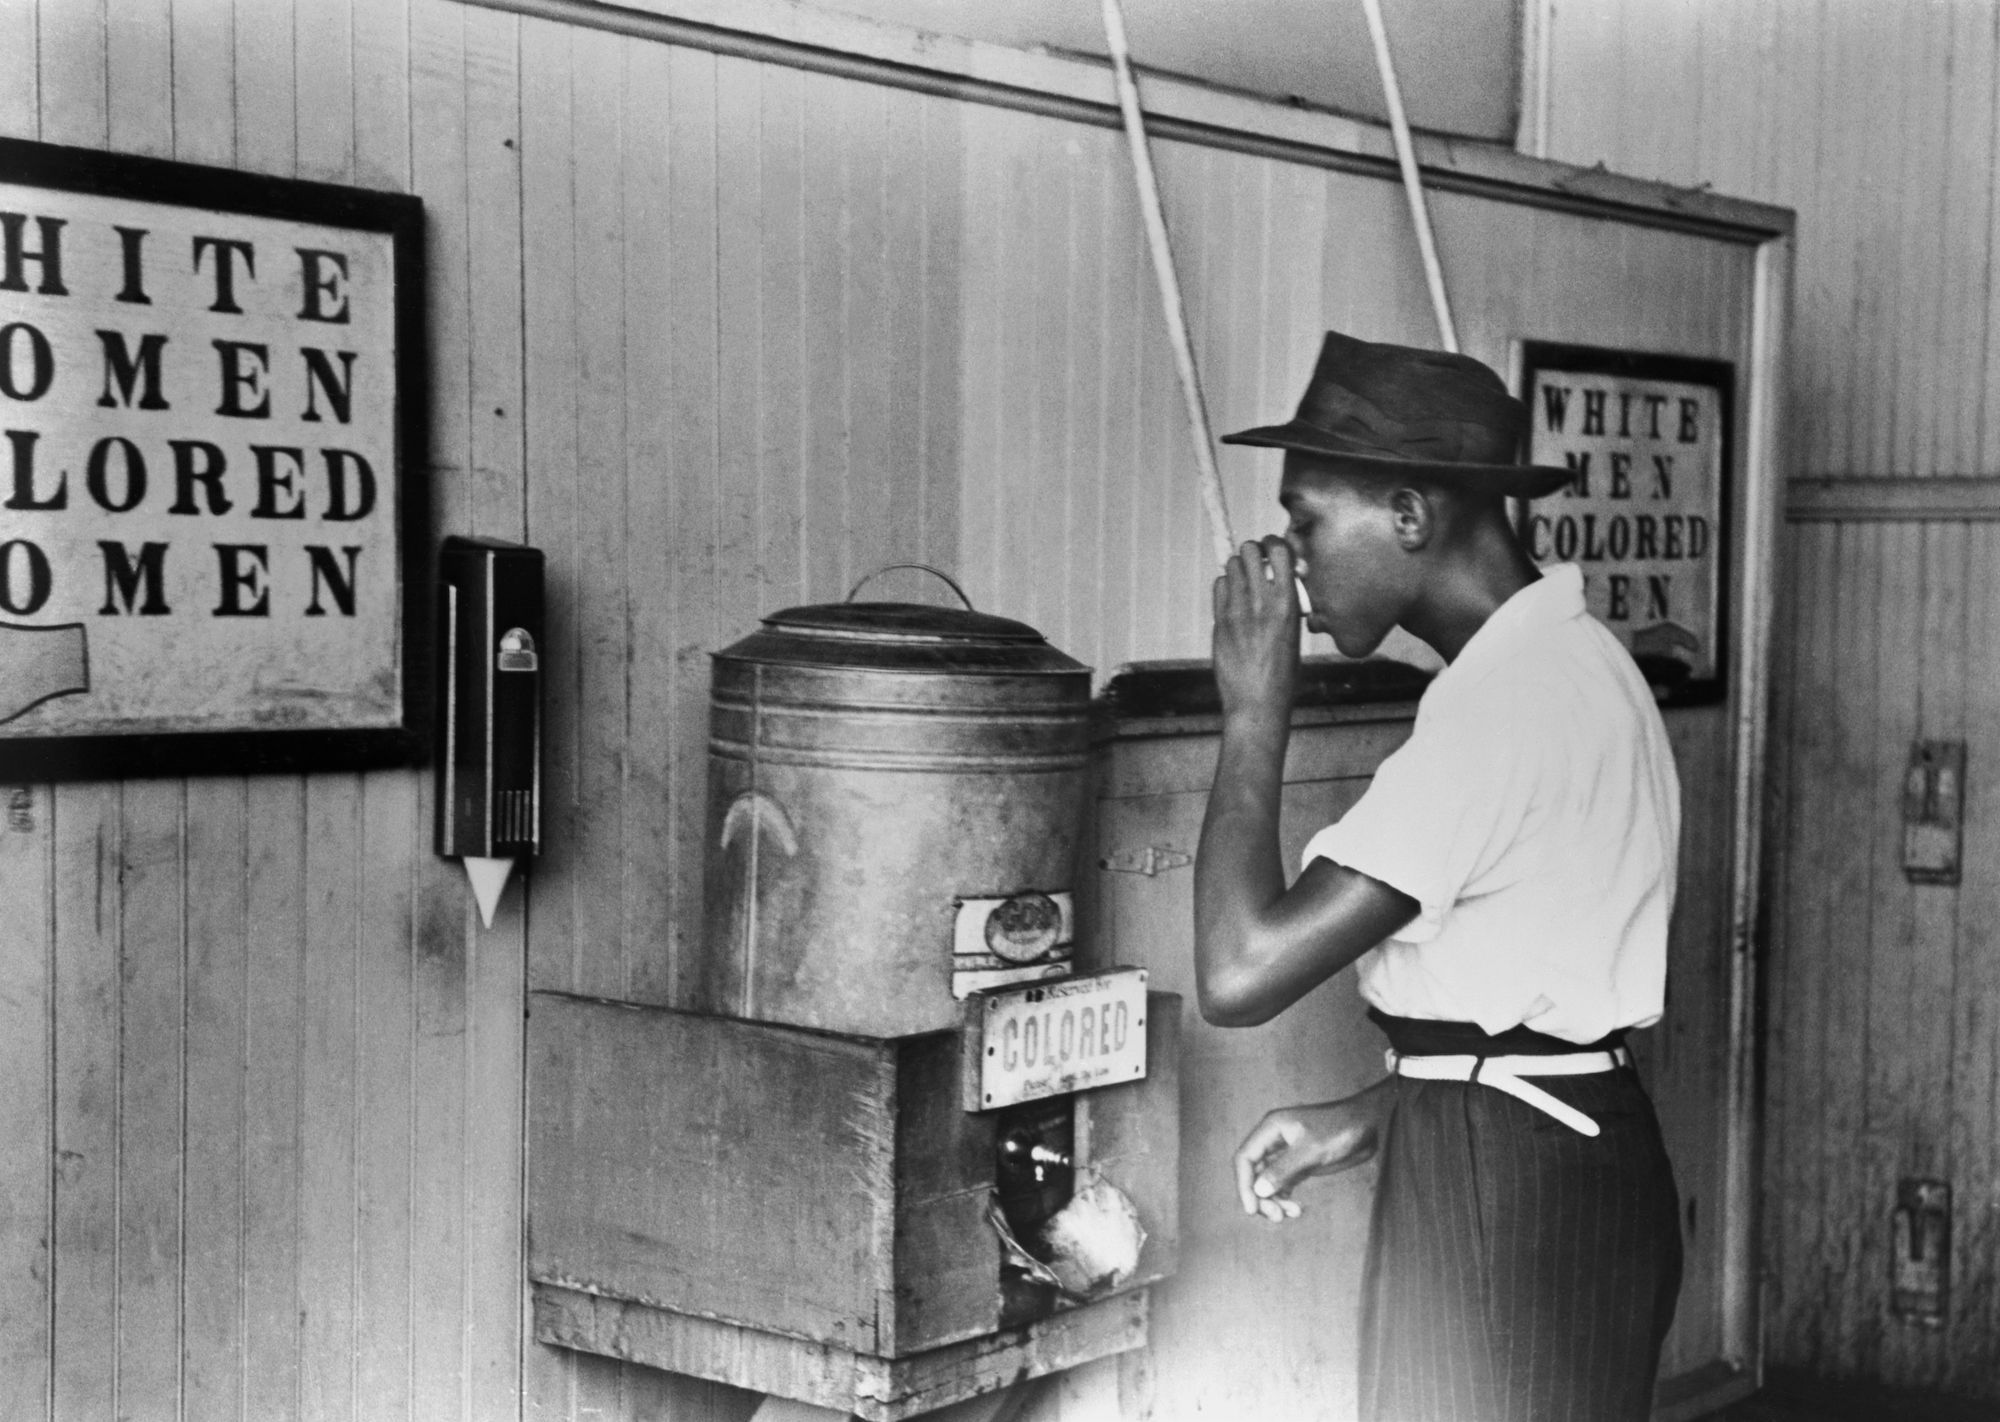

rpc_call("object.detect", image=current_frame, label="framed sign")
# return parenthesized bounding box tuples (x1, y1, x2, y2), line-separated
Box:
(1516, 342, 1732, 707)
(0, 137, 425, 779)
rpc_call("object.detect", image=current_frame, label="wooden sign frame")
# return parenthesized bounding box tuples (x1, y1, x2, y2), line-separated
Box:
(0, 136, 426, 780)
(1515, 342, 1735, 709)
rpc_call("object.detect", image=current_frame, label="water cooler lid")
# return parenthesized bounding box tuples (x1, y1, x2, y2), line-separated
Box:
(720, 601, 1089, 675)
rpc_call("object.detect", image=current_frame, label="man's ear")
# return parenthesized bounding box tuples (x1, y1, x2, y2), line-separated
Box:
(1388, 486, 1435, 551)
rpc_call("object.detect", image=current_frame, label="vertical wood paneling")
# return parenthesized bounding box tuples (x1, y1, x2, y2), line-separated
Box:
(456, 11, 529, 1421)
(1947, 523, 2000, 1391)
(1077, 142, 1121, 679)
(1979, 7, 2000, 476)
(1860, 5, 1914, 479)
(1853, 522, 1921, 1379)
(51, 784, 118, 1422)
(1818, 522, 1882, 1366)
(0, 44, 59, 1420)
(405, 7, 476, 1421)
(1547, 0, 2000, 483)
(9, 2, 1783, 1418)
(36, 0, 105, 149)
(954, 104, 1006, 630)
(880, 90, 924, 570)
(1889, 10, 1945, 479)
(0, 784, 53, 1422)
(1637, 5, 1701, 187)
(619, 35, 682, 1010)
(841, 83, 894, 588)
(293, 10, 373, 1408)
(114, 783, 186, 1420)
(1027, 116, 1077, 645)
(167, 0, 235, 361)
(348, 6, 420, 1416)
(234, 0, 295, 175)
(171, 0, 236, 164)
(296, 0, 354, 182)
(1783, 521, 1851, 1365)
(662, 42, 725, 1013)
(352, 0, 413, 192)
(567, 19, 636, 1003)
(795, 66, 846, 604)
(1128, 213, 1172, 662)
(1760, 520, 2000, 1392)
(1058, 134, 1107, 668)
(1897, 522, 1967, 1385)
(104, 0, 169, 157)
(354, 775, 417, 1422)
(1652, 709, 1733, 1376)
(708, 51, 762, 657)
(518, 16, 584, 998)
(1543, 0, 2000, 1395)
(917, 95, 963, 581)
(1822, 7, 1875, 479)
(1762, 520, 1828, 1360)
(300, 783, 362, 1422)
(0, 0, 41, 138)
(242, 779, 305, 1422)
(753, 62, 806, 611)
(1933, 3, 1996, 477)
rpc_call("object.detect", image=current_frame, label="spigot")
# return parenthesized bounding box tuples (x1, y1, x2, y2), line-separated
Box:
(1001, 1130, 1072, 1183)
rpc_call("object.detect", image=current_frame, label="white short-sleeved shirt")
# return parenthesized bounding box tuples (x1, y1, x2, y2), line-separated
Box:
(1299, 563, 1680, 1044)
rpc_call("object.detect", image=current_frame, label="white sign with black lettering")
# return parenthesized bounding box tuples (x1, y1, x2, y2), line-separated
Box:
(1518, 347, 1732, 703)
(965, 967, 1148, 1112)
(0, 162, 408, 748)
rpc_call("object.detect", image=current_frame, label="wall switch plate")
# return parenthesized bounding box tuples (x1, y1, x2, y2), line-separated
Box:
(1902, 740, 1965, 885)
(1891, 1178, 1950, 1326)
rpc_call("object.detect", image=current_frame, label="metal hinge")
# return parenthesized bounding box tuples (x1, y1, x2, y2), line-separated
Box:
(1099, 844, 1193, 877)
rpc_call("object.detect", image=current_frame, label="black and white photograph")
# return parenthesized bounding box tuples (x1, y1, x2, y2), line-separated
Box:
(0, 2, 1987, 1421)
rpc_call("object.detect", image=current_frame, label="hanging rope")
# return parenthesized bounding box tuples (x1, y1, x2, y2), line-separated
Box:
(1359, 0, 1459, 352)
(1098, 0, 1237, 566)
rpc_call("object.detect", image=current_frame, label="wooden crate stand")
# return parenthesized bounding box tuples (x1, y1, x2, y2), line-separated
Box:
(526, 989, 1180, 1418)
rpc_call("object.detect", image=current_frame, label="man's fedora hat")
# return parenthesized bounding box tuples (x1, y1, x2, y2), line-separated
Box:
(1220, 330, 1572, 499)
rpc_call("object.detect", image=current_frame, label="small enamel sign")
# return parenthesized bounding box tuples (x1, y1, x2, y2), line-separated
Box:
(964, 967, 1148, 1112)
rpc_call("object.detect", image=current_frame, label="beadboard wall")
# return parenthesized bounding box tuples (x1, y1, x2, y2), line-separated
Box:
(1538, 0, 2000, 1397)
(1, 0, 1790, 1416)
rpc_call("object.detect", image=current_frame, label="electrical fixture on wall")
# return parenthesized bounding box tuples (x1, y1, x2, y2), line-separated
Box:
(1902, 740, 1965, 886)
(1892, 1178, 1950, 1327)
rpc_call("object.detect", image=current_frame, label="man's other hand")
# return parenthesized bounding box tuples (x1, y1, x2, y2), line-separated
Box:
(1232, 1078, 1394, 1223)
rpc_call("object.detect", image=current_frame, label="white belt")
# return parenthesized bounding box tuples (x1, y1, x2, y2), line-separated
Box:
(1385, 1046, 1630, 1137)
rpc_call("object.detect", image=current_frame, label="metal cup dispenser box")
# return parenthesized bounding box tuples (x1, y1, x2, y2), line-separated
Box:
(527, 571, 1181, 1419)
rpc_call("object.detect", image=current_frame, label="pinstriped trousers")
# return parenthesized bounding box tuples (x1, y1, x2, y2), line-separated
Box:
(1358, 1068, 1683, 1422)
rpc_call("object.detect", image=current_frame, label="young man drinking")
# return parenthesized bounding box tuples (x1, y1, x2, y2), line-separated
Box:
(1195, 330, 1683, 1422)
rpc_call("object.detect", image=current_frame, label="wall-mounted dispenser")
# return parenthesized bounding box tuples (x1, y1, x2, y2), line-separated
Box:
(435, 535, 544, 927)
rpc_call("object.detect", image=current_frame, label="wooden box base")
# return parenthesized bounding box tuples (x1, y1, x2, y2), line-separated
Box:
(532, 1283, 1149, 1421)
(527, 989, 1179, 1370)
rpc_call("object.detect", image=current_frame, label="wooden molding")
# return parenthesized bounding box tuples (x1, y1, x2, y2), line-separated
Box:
(454, 0, 1793, 244)
(1786, 476, 2000, 522)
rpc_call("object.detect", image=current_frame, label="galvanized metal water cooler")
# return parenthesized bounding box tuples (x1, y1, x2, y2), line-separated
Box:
(699, 577, 1093, 1035)
(527, 570, 1181, 1420)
